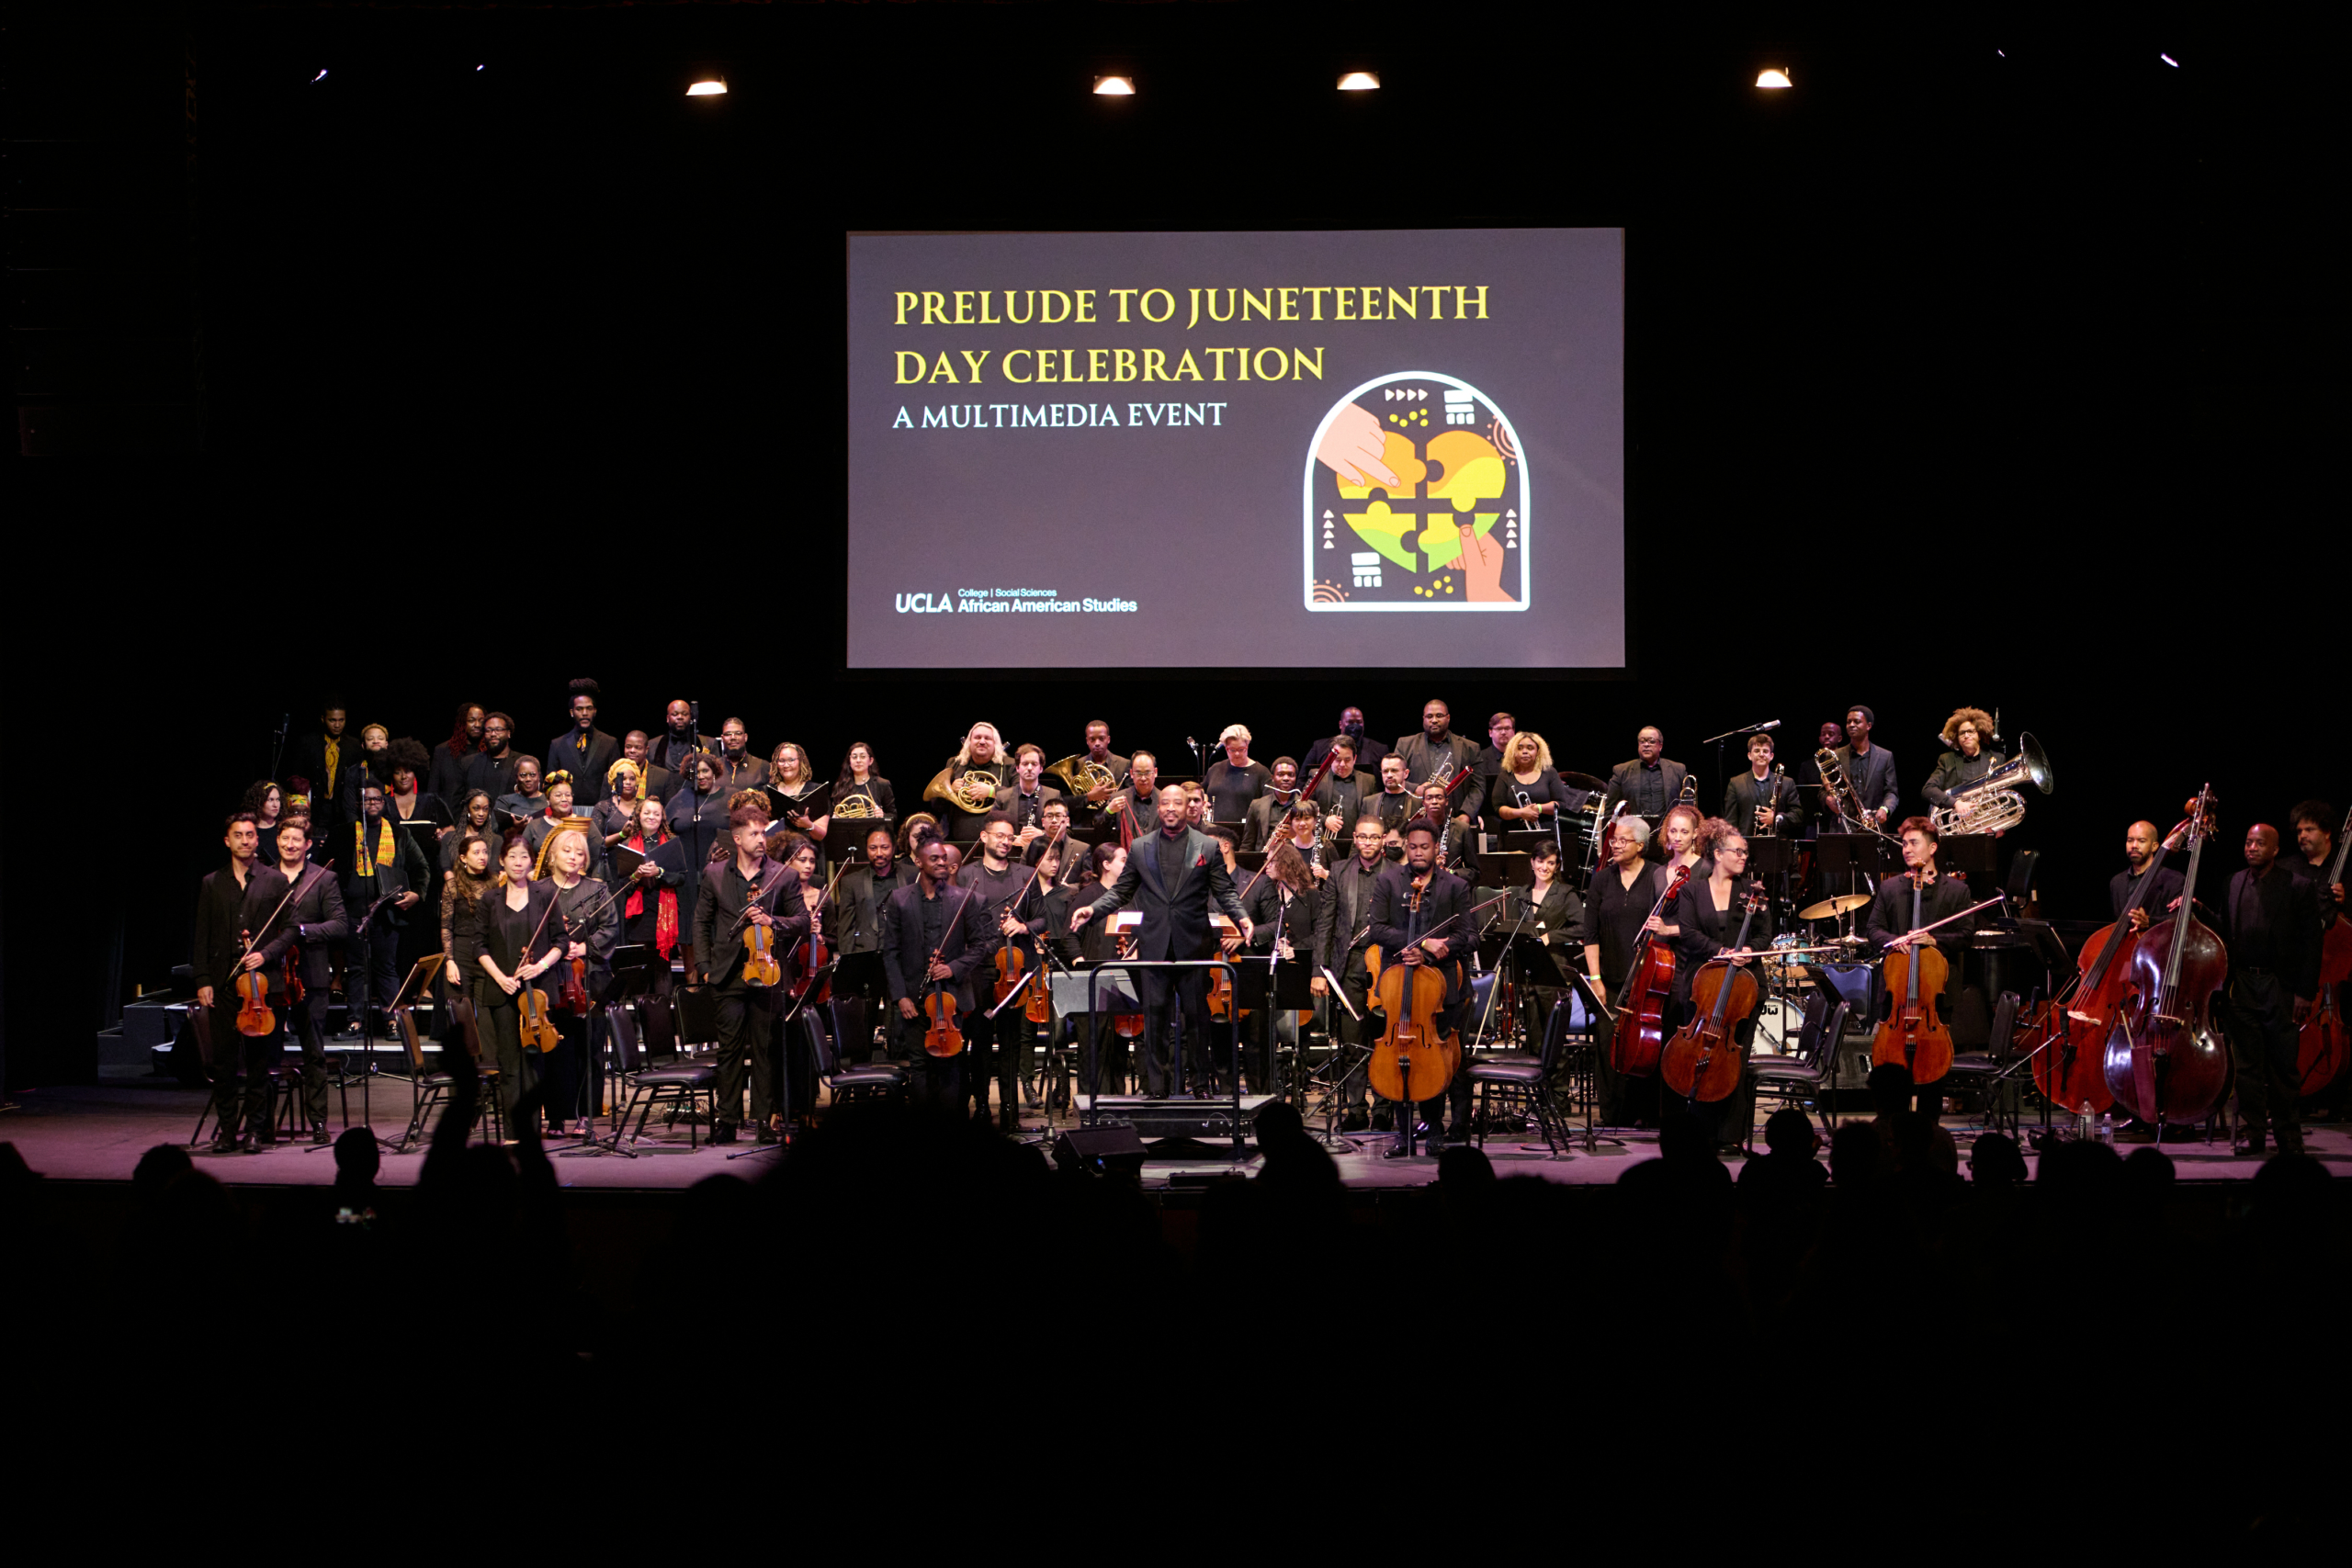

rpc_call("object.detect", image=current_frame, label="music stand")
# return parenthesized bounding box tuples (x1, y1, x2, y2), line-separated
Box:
(562, 945, 666, 1158)
(1479, 850, 1532, 891)
(1815, 834, 1894, 903)
(1935, 836, 1996, 889)
(349, 953, 446, 1156)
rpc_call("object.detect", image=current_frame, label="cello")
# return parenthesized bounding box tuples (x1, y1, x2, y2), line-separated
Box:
(2035, 816, 2192, 1114)
(2102, 785, 2233, 1126)
(1871, 866, 1961, 1087)
(1660, 884, 1767, 1104)
(2293, 802, 2352, 1095)
(1366, 875, 1462, 1154)
(1611, 863, 1691, 1077)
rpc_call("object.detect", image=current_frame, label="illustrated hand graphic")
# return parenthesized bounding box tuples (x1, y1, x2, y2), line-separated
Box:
(1458, 522, 1509, 602)
(1316, 401, 1400, 489)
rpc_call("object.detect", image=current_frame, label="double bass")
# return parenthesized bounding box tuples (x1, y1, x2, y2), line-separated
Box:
(2294, 802, 2352, 1095)
(1660, 883, 1766, 1103)
(2102, 786, 2232, 1126)
(1871, 867, 1958, 1087)
(2035, 817, 2191, 1114)
(1611, 863, 1691, 1077)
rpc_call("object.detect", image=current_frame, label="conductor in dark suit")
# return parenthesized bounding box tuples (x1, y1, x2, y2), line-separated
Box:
(1366, 818, 1478, 1155)
(1600, 726, 1690, 824)
(547, 677, 623, 807)
(1069, 784, 1252, 1097)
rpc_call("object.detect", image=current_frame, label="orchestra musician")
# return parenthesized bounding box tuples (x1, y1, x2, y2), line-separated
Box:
(933, 722, 1009, 844)
(1722, 732, 1803, 838)
(536, 820, 616, 1141)
(1416, 779, 1477, 873)
(830, 741, 896, 845)
(1498, 840, 1594, 1052)
(1097, 750, 1162, 838)
(1315, 815, 1392, 1130)
(548, 679, 620, 806)
(493, 754, 546, 833)
(2107, 818, 2188, 1145)
(1311, 735, 1370, 845)
(1301, 705, 1389, 780)
(1203, 726, 1274, 826)
(992, 744, 1066, 847)
(710, 717, 767, 795)
(190, 814, 290, 1152)
(881, 836, 996, 1113)
(608, 795, 685, 974)
(1590, 815, 1667, 1127)
(954, 812, 1030, 1130)
(1366, 818, 1477, 1154)
(1392, 699, 1481, 800)
(1181, 781, 1209, 829)
(689, 806, 808, 1145)
(1491, 731, 1590, 831)
(1793, 719, 1844, 840)
(440, 829, 496, 1065)
(618, 729, 674, 805)
(1470, 712, 1517, 808)
(1600, 727, 1688, 824)
(1069, 784, 1252, 1099)
(1240, 757, 1301, 852)
(2218, 824, 2321, 1157)
(664, 752, 730, 943)
(467, 835, 563, 1140)
(999, 833, 1078, 1111)
(1668, 822, 1772, 1145)
(768, 742, 829, 843)
(267, 818, 347, 1144)
(340, 781, 429, 1043)
(831, 823, 914, 1055)
(1657, 803, 1705, 886)
(1827, 705, 1898, 830)
(1048, 720, 1129, 817)
(1864, 816, 1977, 1122)
(1922, 707, 2003, 819)
(1239, 837, 1322, 1094)
(2290, 800, 2345, 914)
(428, 703, 486, 807)
(1370, 753, 1419, 837)
(594, 758, 651, 851)
(1070, 842, 1134, 1093)
(651, 699, 707, 779)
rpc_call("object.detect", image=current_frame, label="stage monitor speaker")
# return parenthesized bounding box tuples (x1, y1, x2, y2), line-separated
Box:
(1051, 1126, 1147, 1181)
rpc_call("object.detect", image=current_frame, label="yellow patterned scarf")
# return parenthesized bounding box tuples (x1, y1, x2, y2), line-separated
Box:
(355, 818, 393, 870)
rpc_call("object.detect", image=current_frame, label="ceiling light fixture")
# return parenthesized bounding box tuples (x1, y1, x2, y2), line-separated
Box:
(1093, 74, 1135, 96)
(1755, 68, 1792, 89)
(686, 75, 728, 97)
(1337, 71, 1380, 92)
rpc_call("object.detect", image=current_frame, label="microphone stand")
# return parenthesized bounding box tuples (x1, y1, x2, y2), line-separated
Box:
(269, 713, 289, 784)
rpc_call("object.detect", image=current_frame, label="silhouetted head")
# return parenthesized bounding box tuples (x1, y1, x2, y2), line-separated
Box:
(333, 1125, 380, 1189)
(1762, 1108, 1816, 1160)
(1967, 1132, 2028, 1187)
(1866, 1062, 1914, 1117)
(1829, 1122, 1880, 1187)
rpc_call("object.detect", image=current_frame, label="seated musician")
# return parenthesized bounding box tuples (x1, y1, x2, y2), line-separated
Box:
(1863, 816, 1977, 1123)
(1722, 732, 1803, 838)
(1667, 820, 1772, 1146)
(1922, 707, 2003, 819)
(879, 837, 996, 1114)
(1365, 818, 1477, 1156)
(1240, 757, 1301, 852)
(1501, 840, 1593, 1049)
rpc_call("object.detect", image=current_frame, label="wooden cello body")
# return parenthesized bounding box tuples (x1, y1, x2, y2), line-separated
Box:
(2102, 789, 2232, 1125)
(1659, 885, 1764, 1102)
(1365, 880, 1462, 1106)
(2294, 804, 2352, 1095)
(1612, 864, 1690, 1077)
(1871, 873, 1955, 1087)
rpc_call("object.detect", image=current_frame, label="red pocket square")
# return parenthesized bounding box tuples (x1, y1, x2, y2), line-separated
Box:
(1193, 854, 1208, 868)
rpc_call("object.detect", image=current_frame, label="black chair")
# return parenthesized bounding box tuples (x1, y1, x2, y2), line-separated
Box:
(805, 1006, 908, 1111)
(1467, 997, 1577, 1158)
(1942, 989, 2021, 1134)
(608, 997, 719, 1151)
(185, 1006, 307, 1148)
(388, 1001, 501, 1151)
(1745, 997, 1849, 1149)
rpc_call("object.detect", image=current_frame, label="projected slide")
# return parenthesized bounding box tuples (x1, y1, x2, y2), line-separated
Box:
(846, 229, 1623, 670)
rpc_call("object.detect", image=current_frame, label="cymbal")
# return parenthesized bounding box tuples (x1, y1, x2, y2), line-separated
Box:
(1798, 894, 1871, 920)
(1558, 771, 1607, 793)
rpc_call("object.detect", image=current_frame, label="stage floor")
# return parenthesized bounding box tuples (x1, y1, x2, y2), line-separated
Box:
(6, 1078, 2347, 1190)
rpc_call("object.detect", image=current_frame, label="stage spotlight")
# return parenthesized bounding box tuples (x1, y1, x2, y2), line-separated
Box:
(311, 68, 328, 84)
(2159, 53, 2179, 67)
(686, 74, 728, 97)
(1337, 71, 1380, 92)
(1093, 74, 1135, 96)
(1755, 67, 1792, 89)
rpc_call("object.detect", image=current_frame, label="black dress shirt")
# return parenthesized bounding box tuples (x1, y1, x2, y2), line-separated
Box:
(834, 862, 914, 954)
(2109, 857, 2186, 923)
(463, 749, 523, 804)
(1602, 757, 1689, 823)
(192, 861, 289, 996)
(691, 857, 809, 987)
(1302, 733, 1389, 779)
(1310, 770, 1369, 833)
(1834, 743, 1900, 820)
(1923, 749, 2004, 808)
(1591, 860, 1668, 986)
(1864, 870, 1975, 964)
(2222, 862, 2321, 997)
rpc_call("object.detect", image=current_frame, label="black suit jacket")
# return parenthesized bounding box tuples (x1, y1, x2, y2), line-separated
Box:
(1865, 870, 1975, 964)
(1086, 827, 1249, 963)
(1834, 744, 1900, 820)
(1367, 865, 1476, 1003)
(191, 862, 290, 997)
(991, 783, 1067, 833)
(1723, 770, 1804, 836)
(547, 727, 623, 804)
(878, 879, 994, 1012)
(1601, 757, 1690, 820)
(267, 863, 350, 988)
(340, 818, 431, 932)
(691, 858, 809, 988)
(1316, 853, 1388, 970)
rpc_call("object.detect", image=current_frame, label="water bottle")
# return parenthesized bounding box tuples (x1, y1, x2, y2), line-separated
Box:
(2097, 1113, 2114, 1146)
(2078, 1100, 2094, 1142)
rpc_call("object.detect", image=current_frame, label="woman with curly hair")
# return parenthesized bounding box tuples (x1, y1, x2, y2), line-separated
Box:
(385, 737, 454, 833)
(1924, 707, 2005, 818)
(238, 780, 284, 837)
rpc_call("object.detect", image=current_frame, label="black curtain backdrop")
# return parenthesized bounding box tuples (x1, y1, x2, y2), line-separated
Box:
(10, 6, 2335, 1085)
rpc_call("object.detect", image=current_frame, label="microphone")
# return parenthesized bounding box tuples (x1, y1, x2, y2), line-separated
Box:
(1756, 719, 1781, 732)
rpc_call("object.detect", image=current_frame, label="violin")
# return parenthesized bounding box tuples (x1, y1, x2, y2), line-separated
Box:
(1611, 864, 1691, 1077)
(921, 878, 983, 1057)
(1872, 868, 1956, 1087)
(2101, 787, 2232, 1126)
(793, 861, 843, 1004)
(1366, 876, 1462, 1112)
(1660, 883, 1765, 1103)
(514, 881, 566, 1053)
(736, 863, 789, 988)
(2294, 801, 2352, 1095)
(233, 948, 276, 1038)
(2040, 816, 2194, 1114)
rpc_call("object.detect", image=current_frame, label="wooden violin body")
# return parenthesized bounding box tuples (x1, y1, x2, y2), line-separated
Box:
(2101, 911, 2231, 1124)
(517, 983, 561, 1053)
(1366, 956, 1459, 1104)
(741, 922, 783, 988)
(1872, 942, 1954, 1086)
(233, 967, 276, 1038)
(922, 981, 965, 1057)
(1661, 961, 1759, 1102)
(561, 955, 592, 1017)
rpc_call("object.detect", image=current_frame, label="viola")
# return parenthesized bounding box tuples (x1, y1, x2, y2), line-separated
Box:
(2102, 787, 2232, 1126)
(561, 953, 591, 1017)
(2294, 803, 2352, 1095)
(1611, 864, 1691, 1077)
(1660, 883, 1765, 1103)
(1365, 877, 1463, 1110)
(1872, 870, 1956, 1087)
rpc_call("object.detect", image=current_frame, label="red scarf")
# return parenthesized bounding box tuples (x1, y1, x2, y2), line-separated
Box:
(625, 830, 680, 957)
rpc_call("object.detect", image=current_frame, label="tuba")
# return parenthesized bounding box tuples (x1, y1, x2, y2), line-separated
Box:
(924, 764, 1003, 814)
(1930, 733, 2052, 837)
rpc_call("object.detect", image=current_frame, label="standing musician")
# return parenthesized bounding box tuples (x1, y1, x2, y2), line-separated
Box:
(292, 705, 351, 827)
(1498, 840, 1595, 1051)
(992, 744, 1067, 848)
(1370, 753, 1419, 837)
(190, 814, 290, 1153)
(1492, 731, 1588, 828)
(1069, 784, 1252, 1099)
(1181, 781, 1210, 829)
(1048, 720, 1130, 818)
(1316, 815, 1395, 1131)
(340, 782, 429, 1043)
(267, 818, 349, 1144)
(1099, 750, 1163, 838)
(536, 820, 617, 1141)
(1392, 699, 1482, 801)
(2290, 800, 2345, 914)
(1415, 779, 1478, 874)
(651, 699, 707, 779)
(1471, 712, 1518, 809)
(1590, 815, 1667, 1126)
(1668, 823, 1773, 1144)
(1239, 837, 1323, 1095)
(2217, 824, 2321, 1157)
(768, 742, 829, 844)
(1864, 817, 1977, 1122)
(1826, 705, 1899, 830)
(493, 755, 547, 834)
(1240, 757, 1302, 852)
(1793, 719, 1845, 840)
(1723, 732, 1804, 838)
(880, 837, 996, 1112)
(2111, 819, 2187, 933)
(830, 741, 896, 845)
(1028, 800, 1076, 865)
(1600, 727, 1689, 824)
(1203, 725, 1274, 826)
(428, 703, 487, 808)
(1922, 707, 2004, 819)
(1269, 800, 1330, 881)
(608, 796, 686, 972)
(1071, 842, 1135, 1093)
(710, 717, 766, 795)
(954, 812, 1031, 1130)
(548, 679, 620, 806)
(1000, 834, 1080, 1108)
(834, 824, 914, 1028)
(440, 830, 497, 1062)
(664, 752, 730, 951)
(1657, 802, 1706, 887)
(931, 721, 1009, 844)
(1311, 735, 1370, 846)
(1366, 818, 1477, 1153)
(619, 729, 675, 805)
(689, 806, 808, 1145)
(465, 835, 563, 1140)
(463, 711, 524, 806)
(1302, 705, 1390, 780)
(594, 758, 652, 852)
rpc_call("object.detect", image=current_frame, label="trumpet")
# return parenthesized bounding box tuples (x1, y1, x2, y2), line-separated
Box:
(1929, 733, 2052, 837)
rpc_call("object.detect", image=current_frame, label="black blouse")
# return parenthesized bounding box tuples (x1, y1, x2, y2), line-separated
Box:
(476, 879, 560, 982)
(1590, 860, 1669, 986)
